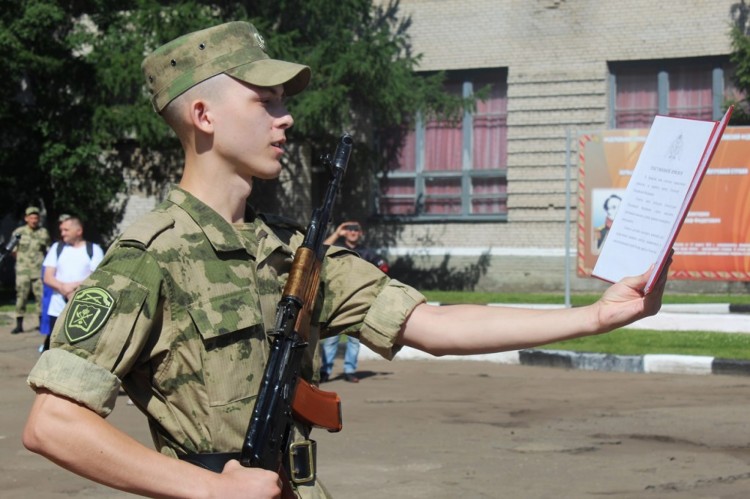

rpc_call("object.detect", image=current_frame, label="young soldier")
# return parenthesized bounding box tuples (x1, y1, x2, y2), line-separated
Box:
(23, 21, 668, 499)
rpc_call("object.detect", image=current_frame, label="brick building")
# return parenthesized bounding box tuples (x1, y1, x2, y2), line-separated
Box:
(371, 0, 743, 293)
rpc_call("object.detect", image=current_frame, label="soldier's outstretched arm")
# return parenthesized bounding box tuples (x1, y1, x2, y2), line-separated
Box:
(397, 265, 667, 356)
(23, 390, 282, 499)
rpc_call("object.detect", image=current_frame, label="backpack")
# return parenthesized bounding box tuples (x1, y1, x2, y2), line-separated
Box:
(56, 241, 94, 260)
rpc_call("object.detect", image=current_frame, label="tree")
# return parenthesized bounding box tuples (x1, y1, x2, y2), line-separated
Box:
(729, 0, 750, 124)
(0, 0, 126, 242)
(0, 0, 460, 240)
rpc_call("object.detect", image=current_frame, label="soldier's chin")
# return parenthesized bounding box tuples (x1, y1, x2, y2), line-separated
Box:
(255, 167, 283, 180)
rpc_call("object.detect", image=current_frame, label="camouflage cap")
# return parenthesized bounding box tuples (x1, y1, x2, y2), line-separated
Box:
(25, 206, 40, 216)
(142, 21, 311, 112)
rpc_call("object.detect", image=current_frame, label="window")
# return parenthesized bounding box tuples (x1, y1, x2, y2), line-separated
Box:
(379, 69, 508, 220)
(610, 57, 732, 129)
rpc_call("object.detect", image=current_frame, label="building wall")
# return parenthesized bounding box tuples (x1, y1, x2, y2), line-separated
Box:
(379, 0, 741, 292)
(118, 191, 158, 233)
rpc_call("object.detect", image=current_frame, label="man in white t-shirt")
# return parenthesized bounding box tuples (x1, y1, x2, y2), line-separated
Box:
(42, 217, 104, 350)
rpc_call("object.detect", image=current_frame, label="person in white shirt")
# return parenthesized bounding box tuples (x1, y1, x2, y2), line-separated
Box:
(41, 217, 104, 350)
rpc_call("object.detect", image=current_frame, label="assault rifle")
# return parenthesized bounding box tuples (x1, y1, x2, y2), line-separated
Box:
(0, 233, 21, 266)
(240, 134, 353, 493)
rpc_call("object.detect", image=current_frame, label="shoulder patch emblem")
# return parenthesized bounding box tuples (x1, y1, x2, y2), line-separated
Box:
(64, 287, 115, 344)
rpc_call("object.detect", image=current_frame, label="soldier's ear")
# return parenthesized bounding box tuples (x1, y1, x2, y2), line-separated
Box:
(189, 99, 215, 134)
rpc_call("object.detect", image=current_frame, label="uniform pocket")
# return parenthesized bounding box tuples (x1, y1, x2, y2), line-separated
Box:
(188, 290, 268, 406)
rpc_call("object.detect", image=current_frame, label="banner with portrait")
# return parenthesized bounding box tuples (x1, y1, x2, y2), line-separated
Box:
(577, 127, 750, 281)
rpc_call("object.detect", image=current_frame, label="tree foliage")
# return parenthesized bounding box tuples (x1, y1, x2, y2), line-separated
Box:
(0, 0, 460, 240)
(730, 0, 750, 124)
(0, 0, 126, 241)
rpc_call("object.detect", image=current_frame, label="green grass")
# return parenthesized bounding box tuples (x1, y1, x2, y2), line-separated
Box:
(541, 329, 750, 360)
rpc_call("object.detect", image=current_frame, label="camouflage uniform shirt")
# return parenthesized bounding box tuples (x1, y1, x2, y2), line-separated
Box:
(12, 225, 51, 277)
(28, 187, 424, 457)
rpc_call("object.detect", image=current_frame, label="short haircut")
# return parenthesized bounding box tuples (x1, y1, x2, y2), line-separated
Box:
(63, 217, 83, 230)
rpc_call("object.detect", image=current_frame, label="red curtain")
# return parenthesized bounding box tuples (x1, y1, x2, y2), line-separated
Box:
(380, 131, 416, 215)
(615, 70, 658, 129)
(669, 67, 713, 120)
(615, 65, 716, 128)
(472, 75, 508, 214)
(473, 75, 508, 171)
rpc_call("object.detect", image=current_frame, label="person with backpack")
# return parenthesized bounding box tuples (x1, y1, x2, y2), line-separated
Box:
(41, 216, 103, 351)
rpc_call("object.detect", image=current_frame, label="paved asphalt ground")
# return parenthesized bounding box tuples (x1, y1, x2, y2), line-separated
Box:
(2, 306, 750, 498)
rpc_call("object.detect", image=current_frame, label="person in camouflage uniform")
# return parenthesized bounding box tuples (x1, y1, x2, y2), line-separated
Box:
(23, 21, 669, 499)
(11, 206, 51, 334)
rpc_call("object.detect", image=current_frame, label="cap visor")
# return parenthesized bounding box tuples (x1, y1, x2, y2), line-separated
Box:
(226, 59, 311, 96)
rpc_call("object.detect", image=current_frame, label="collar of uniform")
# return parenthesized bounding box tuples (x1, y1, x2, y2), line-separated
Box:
(253, 217, 293, 264)
(166, 187, 250, 254)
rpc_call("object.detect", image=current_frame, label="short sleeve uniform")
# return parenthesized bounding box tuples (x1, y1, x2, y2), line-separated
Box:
(28, 187, 424, 458)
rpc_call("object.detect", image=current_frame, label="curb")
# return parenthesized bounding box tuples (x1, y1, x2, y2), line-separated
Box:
(729, 303, 750, 314)
(358, 346, 750, 377)
(519, 349, 750, 376)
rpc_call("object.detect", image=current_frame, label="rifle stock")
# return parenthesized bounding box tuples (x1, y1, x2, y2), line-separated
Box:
(240, 134, 353, 484)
